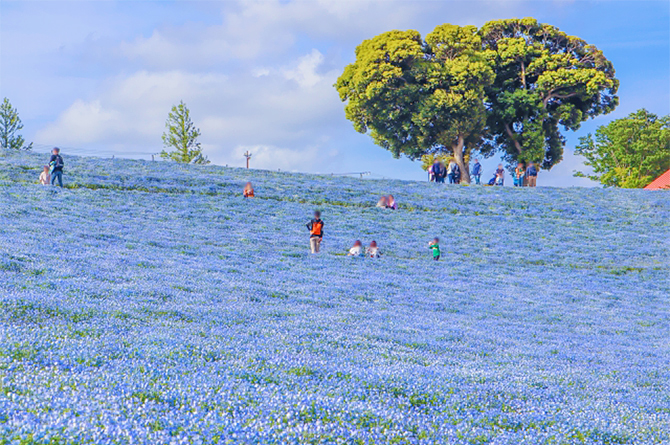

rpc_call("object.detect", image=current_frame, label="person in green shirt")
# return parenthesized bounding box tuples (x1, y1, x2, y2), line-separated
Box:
(428, 237, 440, 261)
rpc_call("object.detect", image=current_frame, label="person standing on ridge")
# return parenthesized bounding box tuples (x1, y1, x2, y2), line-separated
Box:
(447, 159, 457, 184)
(433, 159, 446, 183)
(495, 164, 505, 186)
(514, 163, 525, 187)
(306, 210, 324, 254)
(526, 162, 538, 187)
(49, 147, 64, 187)
(471, 159, 482, 185)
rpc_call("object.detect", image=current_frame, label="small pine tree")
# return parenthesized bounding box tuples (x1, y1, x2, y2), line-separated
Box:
(160, 101, 209, 164)
(0, 98, 33, 151)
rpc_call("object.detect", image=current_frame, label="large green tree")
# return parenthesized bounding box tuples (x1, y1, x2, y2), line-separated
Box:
(0, 98, 33, 151)
(335, 25, 493, 183)
(574, 109, 670, 188)
(480, 18, 618, 169)
(161, 101, 209, 165)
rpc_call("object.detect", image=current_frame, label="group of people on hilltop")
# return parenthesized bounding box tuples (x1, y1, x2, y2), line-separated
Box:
(37, 147, 65, 187)
(429, 159, 464, 184)
(503, 162, 538, 187)
(429, 158, 538, 187)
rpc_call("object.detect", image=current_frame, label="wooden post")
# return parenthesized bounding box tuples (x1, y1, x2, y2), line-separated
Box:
(244, 151, 252, 169)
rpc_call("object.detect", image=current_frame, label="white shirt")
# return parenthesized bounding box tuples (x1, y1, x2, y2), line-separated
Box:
(39, 172, 50, 185)
(366, 247, 381, 258)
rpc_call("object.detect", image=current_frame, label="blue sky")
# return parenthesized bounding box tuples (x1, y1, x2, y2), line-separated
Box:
(1, 0, 668, 186)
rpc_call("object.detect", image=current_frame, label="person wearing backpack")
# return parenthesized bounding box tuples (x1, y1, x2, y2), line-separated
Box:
(49, 147, 64, 187)
(306, 210, 324, 254)
(526, 162, 538, 187)
(447, 160, 457, 184)
(453, 163, 461, 184)
(471, 159, 482, 185)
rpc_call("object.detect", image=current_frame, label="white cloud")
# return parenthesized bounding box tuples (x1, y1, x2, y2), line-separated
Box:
(35, 49, 343, 170)
(38, 100, 119, 145)
(283, 49, 326, 88)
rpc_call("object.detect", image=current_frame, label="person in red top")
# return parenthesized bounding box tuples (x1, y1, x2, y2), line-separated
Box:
(243, 182, 255, 198)
(306, 210, 324, 254)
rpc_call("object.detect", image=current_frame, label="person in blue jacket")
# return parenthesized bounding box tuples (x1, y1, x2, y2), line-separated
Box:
(471, 159, 482, 184)
(49, 147, 64, 187)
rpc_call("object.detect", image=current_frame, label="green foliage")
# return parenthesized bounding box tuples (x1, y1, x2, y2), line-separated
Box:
(335, 25, 494, 183)
(480, 17, 618, 169)
(160, 101, 209, 165)
(574, 109, 670, 188)
(0, 98, 33, 151)
(336, 18, 618, 177)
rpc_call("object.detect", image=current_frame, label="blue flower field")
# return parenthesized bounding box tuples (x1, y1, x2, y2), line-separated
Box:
(1, 151, 669, 444)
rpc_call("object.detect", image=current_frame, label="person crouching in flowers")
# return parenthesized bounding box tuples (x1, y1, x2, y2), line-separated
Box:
(428, 237, 440, 261)
(243, 182, 255, 198)
(39, 166, 50, 185)
(366, 240, 381, 258)
(348, 240, 364, 257)
(376, 196, 388, 208)
(387, 194, 397, 210)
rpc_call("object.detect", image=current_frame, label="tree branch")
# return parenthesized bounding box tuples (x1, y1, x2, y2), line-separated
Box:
(504, 123, 523, 154)
(543, 91, 578, 108)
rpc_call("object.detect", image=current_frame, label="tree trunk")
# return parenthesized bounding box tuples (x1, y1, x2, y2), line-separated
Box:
(504, 123, 523, 155)
(452, 135, 470, 184)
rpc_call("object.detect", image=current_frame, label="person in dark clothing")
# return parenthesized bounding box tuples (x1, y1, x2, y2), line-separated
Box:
(471, 159, 482, 185)
(432, 160, 446, 183)
(453, 163, 461, 184)
(49, 147, 64, 187)
(306, 210, 324, 254)
(526, 162, 538, 187)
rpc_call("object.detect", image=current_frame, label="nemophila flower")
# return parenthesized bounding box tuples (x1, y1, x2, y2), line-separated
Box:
(0, 151, 668, 444)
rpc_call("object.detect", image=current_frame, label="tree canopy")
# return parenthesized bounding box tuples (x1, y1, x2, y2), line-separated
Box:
(161, 101, 209, 165)
(335, 25, 493, 183)
(335, 18, 618, 178)
(0, 98, 33, 151)
(480, 18, 619, 169)
(575, 109, 670, 188)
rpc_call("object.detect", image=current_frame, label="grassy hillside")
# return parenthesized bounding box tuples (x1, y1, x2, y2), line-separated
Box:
(1, 151, 669, 444)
